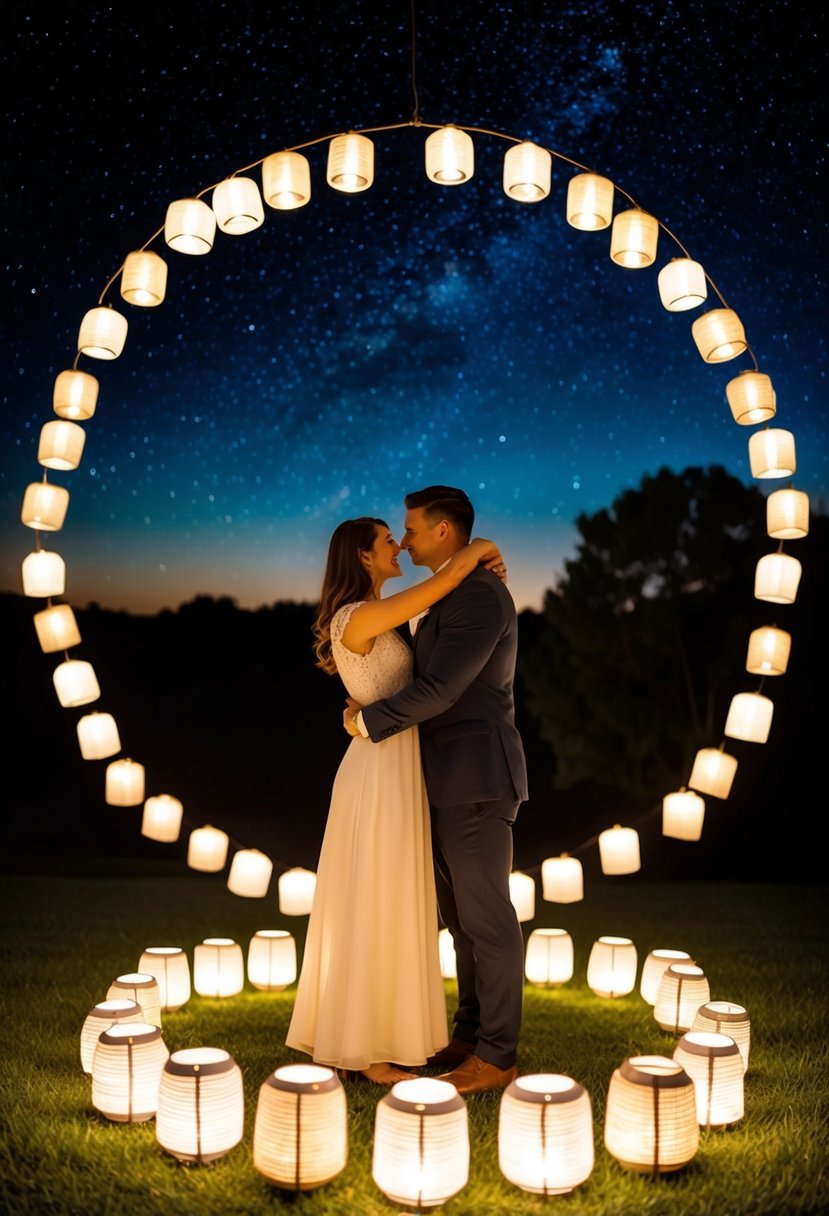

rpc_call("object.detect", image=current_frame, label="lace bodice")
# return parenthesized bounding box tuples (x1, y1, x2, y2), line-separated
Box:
(330, 602, 413, 703)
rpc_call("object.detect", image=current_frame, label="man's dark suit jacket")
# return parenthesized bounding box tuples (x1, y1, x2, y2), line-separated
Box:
(361, 566, 528, 809)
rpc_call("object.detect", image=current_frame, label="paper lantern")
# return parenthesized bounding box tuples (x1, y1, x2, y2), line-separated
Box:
(754, 552, 802, 604)
(187, 824, 229, 871)
(278, 867, 317, 914)
(77, 305, 128, 360)
(662, 789, 705, 841)
(609, 208, 658, 267)
(657, 258, 707, 311)
(106, 972, 162, 1028)
(164, 196, 216, 254)
(586, 936, 637, 998)
(604, 1056, 699, 1173)
(38, 419, 86, 470)
(156, 1048, 244, 1163)
(138, 947, 191, 1012)
(747, 625, 791, 676)
(212, 176, 264, 234)
(193, 938, 244, 998)
(139, 793, 183, 842)
(327, 132, 374, 192)
(509, 870, 536, 921)
(21, 481, 69, 532)
(654, 964, 710, 1033)
(33, 603, 80, 652)
(438, 927, 457, 979)
(767, 487, 809, 538)
(565, 172, 613, 230)
(120, 249, 168, 306)
(724, 691, 774, 743)
(688, 747, 737, 799)
(503, 141, 551, 202)
(228, 848, 274, 897)
(53, 368, 98, 420)
(53, 659, 100, 708)
(640, 950, 693, 1005)
(80, 998, 143, 1074)
(254, 1064, 348, 1190)
(77, 711, 121, 760)
(726, 370, 776, 425)
(247, 929, 297, 991)
(749, 428, 796, 479)
(372, 1078, 469, 1209)
(673, 1032, 744, 1127)
(91, 1022, 168, 1122)
(691, 308, 747, 362)
(105, 758, 146, 806)
(21, 549, 65, 597)
(425, 125, 474, 184)
(541, 854, 583, 903)
(691, 1001, 751, 1073)
(498, 1074, 594, 1195)
(524, 928, 574, 986)
(262, 150, 311, 209)
(598, 824, 640, 874)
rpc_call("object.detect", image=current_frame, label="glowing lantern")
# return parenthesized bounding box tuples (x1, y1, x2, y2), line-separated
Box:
(509, 870, 536, 921)
(541, 854, 583, 903)
(691, 1001, 751, 1073)
(77, 305, 128, 360)
(749, 428, 796, 479)
(326, 132, 374, 193)
(33, 603, 80, 652)
(604, 1055, 699, 1173)
(598, 824, 640, 874)
(228, 848, 274, 898)
(21, 549, 65, 597)
(662, 789, 705, 841)
(262, 149, 312, 209)
(187, 824, 229, 871)
(673, 1032, 744, 1127)
(247, 930, 297, 991)
(724, 691, 774, 743)
(747, 625, 791, 676)
(586, 936, 637, 998)
(609, 208, 658, 267)
(193, 938, 244, 998)
(565, 172, 613, 230)
(164, 197, 216, 254)
(21, 481, 69, 532)
(212, 176, 264, 234)
(138, 947, 191, 1012)
(53, 368, 98, 420)
(80, 999, 143, 1074)
(503, 141, 551, 202)
(425, 125, 474, 184)
(754, 551, 802, 604)
(156, 1048, 244, 1163)
(106, 972, 162, 1028)
(726, 370, 776, 425)
(254, 1064, 348, 1190)
(767, 487, 809, 538)
(91, 1023, 168, 1122)
(77, 711, 121, 759)
(688, 747, 737, 799)
(372, 1078, 469, 1209)
(640, 950, 693, 1006)
(38, 419, 86, 470)
(278, 867, 317, 914)
(524, 928, 574, 987)
(105, 758, 146, 806)
(52, 659, 100, 708)
(438, 927, 457, 979)
(498, 1074, 594, 1195)
(657, 258, 707, 311)
(120, 250, 168, 306)
(654, 964, 710, 1033)
(691, 308, 746, 362)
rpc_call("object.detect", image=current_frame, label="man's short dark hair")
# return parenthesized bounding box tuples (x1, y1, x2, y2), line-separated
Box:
(404, 485, 474, 542)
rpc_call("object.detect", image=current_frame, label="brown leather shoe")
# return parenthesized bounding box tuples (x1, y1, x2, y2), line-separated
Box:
(425, 1037, 476, 1069)
(437, 1054, 518, 1095)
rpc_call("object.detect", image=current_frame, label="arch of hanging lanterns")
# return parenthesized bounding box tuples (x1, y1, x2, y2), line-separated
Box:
(19, 113, 810, 909)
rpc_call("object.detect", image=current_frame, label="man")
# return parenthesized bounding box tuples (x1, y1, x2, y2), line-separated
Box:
(344, 485, 528, 1095)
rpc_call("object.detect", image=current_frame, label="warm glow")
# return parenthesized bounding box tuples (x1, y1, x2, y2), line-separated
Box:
(212, 176, 265, 234)
(657, 258, 707, 311)
(609, 208, 658, 267)
(106, 972, 163, 1027)
(604, 1055, 699, 1173)
(227, 848, 274, 898)
(80, 999, 143, 1074)
(253, 1064, 348, 1190)
(91, 1022, 168, 1123)
(662, 789, 705, 841)
(105, 758, 146, 806)
(53, 368, 98, 420)
(77, 305, 128, 360)
(509, 870, 536, 921)
(598, 824, 640, 874)
(653, 964, 710, 1032)
(120, 250, 168, 306)
(691, 1001, 751, 1072)
(193, 938, 244, 997)
(156, 1047, 245, 1163)
(541, 854, 584, 903)
(21, 481, 70, 533)
(21, 549, 65, 597)
(524, 928, 574, 986)
(673, 1032, 744, 1127)
(164, 196, 216, 254)
(586, 936, 637, 998)
(373, 1078, 470, 1209)
(187, 823, 229, 871)
(278, 867, 317, 914)
(639, 949, 693, 1005)
(77, 711, 121, 760)
(498, 1074, 594, 1195)
(138, 947, 191, 1012)
(247, 930, 297, 990)
(687, 747, 737, 799)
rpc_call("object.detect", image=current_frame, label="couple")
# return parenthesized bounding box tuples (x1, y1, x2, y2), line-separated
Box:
(285, 485, 528, 1096)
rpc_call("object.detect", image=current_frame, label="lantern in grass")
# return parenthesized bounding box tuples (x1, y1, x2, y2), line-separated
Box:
(254, 1064, 348, 1190)
(53, 659, 100, 708)
(22, 549, 65, 597)
(278, 867, 317, 914)
(53, 367, 98, 420)
(725, 692, 774, 744)
(525, 928, 574, 987)
(640, 950, 693, 1006)
(372, 1077, 469, 1209)
(38, 419, 86, 470)
(327, 132, 374, 193)
(509, 870, 535, 921)
(247, 930, 297, 991)
(662, 788, 705, 841)
(654, 964, 710, 1033)
(673, 1032, 744, 1127)
(541, 854, 583, 903)
(767, 487, 809, 538)
(164, 196, 216, 254)
(747, 625, 791, 676)
(138, 947, 191, 1012)
(598, 825, 640, 874)
(80, 998, 143, 1074)
(193, 938, 244, 998)
(438, 928, 457, 979)
(691, 1002, 751, 1073)
(77, 305, 128, 360)
(33, 603, 80, 652)
(604, 1055, 699, 1173)
(565, 171, 613, 230)
(77, 711, 121, 760)
(156, 1048, 244, 1163)
(21, 481, 69, 533)
(587, 936, 637, 998)
(187, 824, 229, 871)
(91, 1022, 168, 1122)
(106, 972, 162, 1028)
(499, 1074, 594, 1196)
(228, 848, 273, 897)
(688, 747, 737, 799)
(755, 551, 802, 604)
(105, 758, 145, 806)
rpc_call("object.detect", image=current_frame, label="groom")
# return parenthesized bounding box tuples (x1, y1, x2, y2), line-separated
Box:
(345, 485, 528, 1095)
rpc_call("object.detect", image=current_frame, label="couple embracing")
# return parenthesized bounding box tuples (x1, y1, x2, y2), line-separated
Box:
(286, 485, 528, 1096)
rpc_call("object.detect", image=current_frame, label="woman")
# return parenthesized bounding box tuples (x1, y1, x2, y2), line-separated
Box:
(285, 516, 506, 1084)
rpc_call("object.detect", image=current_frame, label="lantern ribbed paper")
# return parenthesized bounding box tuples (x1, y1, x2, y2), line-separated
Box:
(278, 867, 317, 914)
(327, 132, 374, 192)
(691, 1001, 751, 1073)
(53, 658, 100, 708)
(140, 793, 183, 841)
(212, 176, 264, 234)
(673, 1032, 744, 1127)
(438, 927, 457, 979)
(80, 998, 143, 1074)
(525, 928, 574, 986)
(228, 848, 274, 898)
(373, 1078, 469, 1209)
(262, 150, 311, 210)
(610, 208, 658, 267)
(691, 308, 746, 363)
(22, 549, 65, 597)
(77, 306, 128, 360)
(657, 258, 707, 311)
(156, 1048, 244, 1162)
(749, 428, 796, 479)
(106, 972, 163, 1028)
(598, 824, 640, 874)
(21, 481, 70, 533)
(654, 964, 710, 1033)
(726, 370, 776, 425)
(662, 789, 705, 841)
(188, 824, 229, 871)
(164, 197, 216, 254)
(587, 936, 637, 998)
(640, 950, 693, 1005)
(33, 603, 80, 652)
(138, 947, 191, 1012)
(747, 625, 791, 676)
(91, 1022, 168, 1122)
(503, 141, 551, 202)
(509, 870, 536, 921)
(77, 711, 121, 760)
(767, 487, 809, 538)
(565, 172, 613, 230)
(754, 552, 802, 604)
(425, 125, 474, 184)
(688, 748, 737, 799)
(541, 854, 584, 903)
(254, 1064, 348, 1190)
(38, 419, 86, 470)
(193, 938, 244, 998)
(247, 930, 297, 991)
(724, 691, 774, 744)
(53, 368, 98, 420)
(498, 1074, 594, 1195)
(604, 1056, 699, 1173)
(120, 250, 167, 306)
(105, 758, 146, 806)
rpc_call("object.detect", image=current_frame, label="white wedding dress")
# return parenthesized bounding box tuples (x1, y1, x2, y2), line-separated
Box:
(285, 602, 449, 1069)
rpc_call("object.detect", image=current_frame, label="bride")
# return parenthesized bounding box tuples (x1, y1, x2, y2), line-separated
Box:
(285, 515, 506, 1083)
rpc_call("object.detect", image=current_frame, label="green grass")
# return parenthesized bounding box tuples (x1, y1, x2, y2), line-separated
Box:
(1, 867, 827, 1214)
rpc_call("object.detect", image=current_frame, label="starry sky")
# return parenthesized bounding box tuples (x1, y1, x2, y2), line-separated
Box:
(3, 1, 826, 615)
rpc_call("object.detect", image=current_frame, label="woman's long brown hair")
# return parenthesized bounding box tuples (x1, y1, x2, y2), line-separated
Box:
(312, 517, 388, 674)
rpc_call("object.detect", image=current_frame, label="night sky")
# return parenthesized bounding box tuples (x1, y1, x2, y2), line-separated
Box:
(3, 1, 826, 615)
